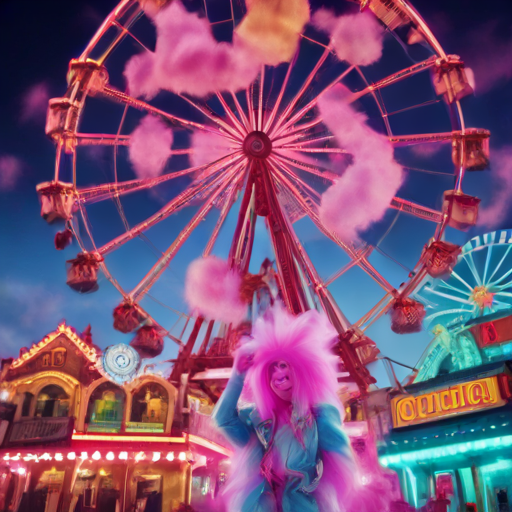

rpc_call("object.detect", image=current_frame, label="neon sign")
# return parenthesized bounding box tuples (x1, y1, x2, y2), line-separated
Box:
(391, 376, 506, 428)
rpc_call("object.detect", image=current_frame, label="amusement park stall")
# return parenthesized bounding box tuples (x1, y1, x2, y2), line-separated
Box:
(374, 309, 512, 512)
(0, 324, 231, 512)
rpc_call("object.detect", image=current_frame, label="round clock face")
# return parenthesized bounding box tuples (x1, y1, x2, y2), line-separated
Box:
(102, 344, 140, 383)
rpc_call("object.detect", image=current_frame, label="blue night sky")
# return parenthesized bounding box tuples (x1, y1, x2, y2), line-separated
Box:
(1, 0, 511, 386)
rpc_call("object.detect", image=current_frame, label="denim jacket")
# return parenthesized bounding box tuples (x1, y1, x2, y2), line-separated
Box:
(212, 371, 354, 512)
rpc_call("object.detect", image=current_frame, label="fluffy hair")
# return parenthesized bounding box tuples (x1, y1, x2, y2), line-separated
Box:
(242, 305, 340, 421)
(184, 256, 247, 325)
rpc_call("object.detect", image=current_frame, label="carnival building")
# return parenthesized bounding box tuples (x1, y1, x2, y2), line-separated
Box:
(0, 323, 231, 512)
(374, 311, 512, 512)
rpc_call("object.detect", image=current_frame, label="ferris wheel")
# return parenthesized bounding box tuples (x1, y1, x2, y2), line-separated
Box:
(36, 0, 490, 391)
(415, 230, 512, 332)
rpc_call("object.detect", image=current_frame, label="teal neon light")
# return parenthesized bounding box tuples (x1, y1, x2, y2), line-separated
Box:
(379, 435, 512, 467)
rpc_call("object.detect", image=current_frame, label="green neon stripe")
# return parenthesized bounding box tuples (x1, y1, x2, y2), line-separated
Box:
(379, 435, 512, 466)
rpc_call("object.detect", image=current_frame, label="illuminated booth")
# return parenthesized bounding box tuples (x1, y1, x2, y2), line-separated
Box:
(375, 313, 512, 512)
(0, 324, 231, 512)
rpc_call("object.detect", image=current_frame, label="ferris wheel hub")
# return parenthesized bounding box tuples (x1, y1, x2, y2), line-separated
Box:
(243, 131, 272, 159)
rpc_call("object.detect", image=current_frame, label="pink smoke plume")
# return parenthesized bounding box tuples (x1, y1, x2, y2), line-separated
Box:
(478, 146, 512, 227)
(0, 155, 23, 191)
(184, 256, 247, 325)
(463, 21, 512, 94)
(318, 85, 404, 240)
(20, 82, 50, 124)
(124, 1, 260, 98)
(312, 9, 384, 66)
(128, 115, 173, 179)
(235, 0, 310, 66)
(242, 305, 340, 421)
(190, 131, 233, 168)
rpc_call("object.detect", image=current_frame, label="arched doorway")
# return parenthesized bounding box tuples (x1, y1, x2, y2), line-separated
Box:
(86, 382, 125, 433)
(35, 385, 69, 418)
(128, 382, 169, 433)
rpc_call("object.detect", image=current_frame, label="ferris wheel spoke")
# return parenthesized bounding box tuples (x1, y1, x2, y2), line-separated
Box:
(495, 291, 512, 298)
(349, 57, 437, 104)
(450, 270, 475, 293)
(203, 171, 245, 257)
(271, 65, 355, 139)
(389, 197, 444, 223)
(269, 46, 331, 138)
(96, 154, 244, 256)
(385, 99, 442, 118)
(277, 147, 348, 155)
(277, 135, 336, 148)
(271, 117, 325, 146)
(489, 267, 512, 288)
(258, 65, 265, 131)
(491, 280, 512, 292)
(269, 161, 395, 294)
(272, 152, 340, 183)
(269, 156, 322, 202)
(76, 132, 195, 155)
(390, 132, 454, 147)
(76, 133, 130, 146)
(424, 308, 475, 324)
(77, 152, 241, 205)
(230, 92, 252, 133)
(487, 245, 512, 284)
(483, 245, 493, 285)
(463, 253, 483, 286)
(437, 280, 471, 297)
(216, 93, 248, 137)
(246, 87, 256, 131)
(100, 86, 231, 139)
(179, 94, 244, 141)
(423, 287, 473, 305)
(129, 163, 243, 301)
(263, 55, 295, 133)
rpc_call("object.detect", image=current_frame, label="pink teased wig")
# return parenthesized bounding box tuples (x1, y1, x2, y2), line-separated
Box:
(243, 304, 341, 420)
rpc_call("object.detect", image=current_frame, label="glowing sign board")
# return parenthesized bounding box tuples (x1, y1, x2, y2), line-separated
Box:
(391, 376, 505, 428)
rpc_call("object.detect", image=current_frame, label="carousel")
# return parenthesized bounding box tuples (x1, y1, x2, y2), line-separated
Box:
(0, 0, 504, 510)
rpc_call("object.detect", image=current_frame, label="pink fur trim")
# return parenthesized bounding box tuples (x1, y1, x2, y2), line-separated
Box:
(184, 256, 247, 325)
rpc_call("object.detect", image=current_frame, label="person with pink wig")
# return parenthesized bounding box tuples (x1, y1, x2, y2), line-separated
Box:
(212, 305, 361, 512)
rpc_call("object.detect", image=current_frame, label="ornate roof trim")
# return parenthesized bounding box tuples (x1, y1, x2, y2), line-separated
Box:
(11, 322, 98, 369)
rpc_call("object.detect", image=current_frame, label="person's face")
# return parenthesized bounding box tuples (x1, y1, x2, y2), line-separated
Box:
(270, 361, 293, 402)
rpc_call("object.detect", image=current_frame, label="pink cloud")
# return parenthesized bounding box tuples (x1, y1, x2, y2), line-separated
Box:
(478, 146, 512, 227)
(20, 82, 50, 124)
(0, 155, 23, 191)
(318, 85, 404, 241)
(462, 21, 512, 93)
(190, 131, 233, 168)
(125, 1, 260, 99)
(128, 115, 173, 179)
(312, 9, 384, 66)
